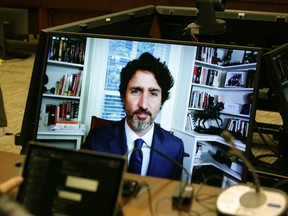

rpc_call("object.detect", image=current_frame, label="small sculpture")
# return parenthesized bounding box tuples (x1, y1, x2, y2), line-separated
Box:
(194, 96, 224, 129)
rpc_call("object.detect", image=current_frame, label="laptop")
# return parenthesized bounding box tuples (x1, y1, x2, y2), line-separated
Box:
(16, 141, 127, 216)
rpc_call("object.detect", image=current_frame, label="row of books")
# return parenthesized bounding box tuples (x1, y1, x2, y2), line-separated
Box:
(196, 47, 258, 67)
(244, 69, 255, 88)
(226, 118, 250, 138)
(192, 66, 221, 87)
(196, 47, 219, 64)
(186, 112, 196, 131)
(45, 101, 79, 126)
(49, 36, 86, 65)
(189, 91, 219, 110)
(193, 67, 255, 89)
(54, 71, 82, 97)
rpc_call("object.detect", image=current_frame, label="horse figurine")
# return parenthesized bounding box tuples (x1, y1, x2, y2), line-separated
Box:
(194, 98, 225, 129)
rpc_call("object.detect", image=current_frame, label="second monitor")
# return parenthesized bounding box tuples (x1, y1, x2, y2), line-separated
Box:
(156, 5, 288, 49)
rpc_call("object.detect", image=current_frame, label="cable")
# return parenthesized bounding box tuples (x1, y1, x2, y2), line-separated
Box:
(141, 182, 156, 216)
(125, 143, 192, 214)
(194, 175, 222, 212)
(272, 178, 288, 190)
(143, 143, 192, 208)
(190, 33, 199, 42)
(185, 175, 222, 216)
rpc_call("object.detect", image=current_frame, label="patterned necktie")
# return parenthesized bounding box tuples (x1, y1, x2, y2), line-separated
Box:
(127, 138, 144, 174)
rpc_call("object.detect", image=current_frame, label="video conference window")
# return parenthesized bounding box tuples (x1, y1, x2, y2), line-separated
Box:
(37, 34, 260, 187)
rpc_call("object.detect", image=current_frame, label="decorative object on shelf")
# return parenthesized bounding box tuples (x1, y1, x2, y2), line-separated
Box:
(220, 49, 233, 66)
(43, 87, 55, 94)
(39, 113, 49, 127)
(242, 50, 257, 64)
(42, 74, 56, 94)
(212, 150, 239, 168)
(224, 71, 247, 88)
(212, 149, 232, 167)
(194, 96, 225, 131)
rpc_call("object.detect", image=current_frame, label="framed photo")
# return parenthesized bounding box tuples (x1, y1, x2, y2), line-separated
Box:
(224, 71, 247, 87)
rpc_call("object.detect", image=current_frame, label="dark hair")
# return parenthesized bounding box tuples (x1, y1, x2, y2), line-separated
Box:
(119, 52, 174, 105)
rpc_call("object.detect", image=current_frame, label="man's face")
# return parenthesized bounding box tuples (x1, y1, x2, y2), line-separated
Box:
(123, 70, 162, 136)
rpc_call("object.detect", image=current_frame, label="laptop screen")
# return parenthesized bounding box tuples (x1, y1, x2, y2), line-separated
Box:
(17, 142, 127, 216)
(20, 31, 262, 188)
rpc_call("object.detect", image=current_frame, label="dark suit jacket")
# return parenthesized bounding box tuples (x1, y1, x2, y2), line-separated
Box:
(82, 118, 185, 180)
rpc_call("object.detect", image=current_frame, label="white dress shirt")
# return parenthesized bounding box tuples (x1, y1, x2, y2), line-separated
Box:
(125, 119, 153, 176)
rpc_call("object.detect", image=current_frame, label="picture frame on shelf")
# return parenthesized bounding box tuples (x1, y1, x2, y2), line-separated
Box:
(224, 71, 247, 88)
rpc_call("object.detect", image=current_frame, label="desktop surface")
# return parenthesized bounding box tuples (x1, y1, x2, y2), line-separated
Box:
(0, 150, 221, 216)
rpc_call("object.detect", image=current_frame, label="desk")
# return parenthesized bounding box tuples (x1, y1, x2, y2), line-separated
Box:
(0, 151, 24, 182)
(122, 174, 220, 216)
(0, 151, 221, 216)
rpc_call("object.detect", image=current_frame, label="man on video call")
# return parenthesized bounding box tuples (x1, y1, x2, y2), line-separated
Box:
(82, 52, 185, 180)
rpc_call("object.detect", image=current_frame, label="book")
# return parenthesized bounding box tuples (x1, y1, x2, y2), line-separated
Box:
(192, 66, 199, 83)
(58, 74, 66, 95)
(60, 102, 66, 119)
(196, 47, 219, 64)
(194, 66, 202, 84)
(206, 69, 214, 86)
(48, 36, 86, 64)
(212, 70, 220, 87)
(45, 104, 57, 125)
(192, 91, 199, 108)
(54, 71, 82, 97)
(49, 36, 60, 60)
(76, 71, 83, 96)
(55, 121, 80, 130)
(225, 118, 250, 137)
(67, 73, 74, 96)
(187, 112, 196, 130)
(63, 74, 71, 96)
(61, 37, 68, 62)
(58, 37, 64, 61)
(70, 73, 78, 96)
(245, 69, 255, 88)
(200, 67, 208, 85)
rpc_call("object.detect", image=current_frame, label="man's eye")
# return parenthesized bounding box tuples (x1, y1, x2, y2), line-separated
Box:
(151, 92, 158, 97)
(131, 89, 140, 94)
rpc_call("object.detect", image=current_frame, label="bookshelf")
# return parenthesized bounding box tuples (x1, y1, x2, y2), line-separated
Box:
(37, 36, 87, 149)
(172, 46, 257, 183)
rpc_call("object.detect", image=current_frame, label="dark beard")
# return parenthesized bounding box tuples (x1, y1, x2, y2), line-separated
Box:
(129, 109, 154, 131)
(131, 117, 153, 131)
